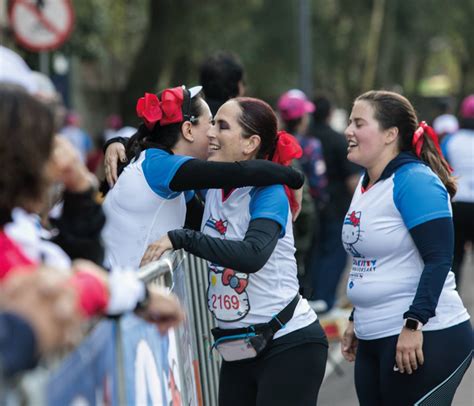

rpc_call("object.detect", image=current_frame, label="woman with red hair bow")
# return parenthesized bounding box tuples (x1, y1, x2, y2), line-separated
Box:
(101, 86, 304, 270)
(340, 90, 472, 405)
(142, 97, 328, 406)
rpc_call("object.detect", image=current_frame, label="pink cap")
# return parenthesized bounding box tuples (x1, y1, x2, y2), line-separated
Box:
(277, 89, 315, 121)
(460, 95, 474, 118)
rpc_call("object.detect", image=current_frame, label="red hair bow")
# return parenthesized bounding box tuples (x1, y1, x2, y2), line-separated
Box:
(271, 131, 303, 217)
(272, 131, 303, 165)
(136, 87, 184, 130)
(412, 121, 442, 158)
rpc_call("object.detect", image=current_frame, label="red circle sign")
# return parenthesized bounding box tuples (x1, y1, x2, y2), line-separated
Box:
(9, 0, 74, 52)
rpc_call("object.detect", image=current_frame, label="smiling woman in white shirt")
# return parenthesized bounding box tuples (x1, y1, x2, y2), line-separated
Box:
(341, 90, 472, 406)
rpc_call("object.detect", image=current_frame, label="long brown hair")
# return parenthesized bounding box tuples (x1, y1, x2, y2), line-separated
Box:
(357, 90, 456, 197)
(0, 85, 55, 225)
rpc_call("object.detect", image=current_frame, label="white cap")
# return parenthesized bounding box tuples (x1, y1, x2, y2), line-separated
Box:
(30, 71, 58, 100)
(432, 114, 459, 135)
(188, 85, 202, 98)
(0, 45, 38, 93)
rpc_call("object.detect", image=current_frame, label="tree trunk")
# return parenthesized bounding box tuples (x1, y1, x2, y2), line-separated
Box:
(119, 0, 169, 125)
(361, 0, 386, 92)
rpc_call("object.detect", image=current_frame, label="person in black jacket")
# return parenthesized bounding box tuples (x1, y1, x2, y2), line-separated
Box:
(199, 50, 245, 115)
(306, 96, 361, 313)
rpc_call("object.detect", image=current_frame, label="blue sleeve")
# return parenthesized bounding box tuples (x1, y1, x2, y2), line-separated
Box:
(0, 312, 38, 377)
(249, 185, 288, 238)
(403, 218, 454, 324)
(393, 164, 452, 230)
(84, 134, 93, 153)
(440, 134, 453, 163)
(142, 149, 194, 199)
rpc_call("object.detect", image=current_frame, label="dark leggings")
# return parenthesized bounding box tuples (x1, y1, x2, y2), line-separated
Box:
(452, 202, 474, 287)
(218, 324, 328, 406)
(355, 320, 473, 406)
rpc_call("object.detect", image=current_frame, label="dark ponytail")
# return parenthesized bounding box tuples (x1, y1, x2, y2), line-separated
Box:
(411, 123, 456, 198)
(357, 90, 457, 198)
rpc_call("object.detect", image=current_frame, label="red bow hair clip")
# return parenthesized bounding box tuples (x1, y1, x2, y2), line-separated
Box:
(412, 121, 443, 158)
(136, 87, 184, 130)
(271, 131, 303, 216)
(272, 130, 303, 164)
(412, 121, 452, 171)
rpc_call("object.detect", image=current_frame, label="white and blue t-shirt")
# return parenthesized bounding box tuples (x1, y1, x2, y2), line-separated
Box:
(202, 185, 316, 339)
(343, 158, 469, 340)
(102, 149, 194, 269)
(442, 129, 474, 203)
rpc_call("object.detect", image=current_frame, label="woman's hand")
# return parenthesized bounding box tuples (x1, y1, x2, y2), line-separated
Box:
(104, 142, 127, 188)
(49, 136, 95, 193)
(395, 328, 424, 374)
(341, 321, 358, 362)
(136, 286, 186, 334)
(140, 235, 174, 267)
(0, 268, 83, 354)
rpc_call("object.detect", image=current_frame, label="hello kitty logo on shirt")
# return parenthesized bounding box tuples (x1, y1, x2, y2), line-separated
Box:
(203, 215, 251, 322)
(204, 216, 228, 235)
(349, 211, 360, 226)
(342, 210, 364, 258)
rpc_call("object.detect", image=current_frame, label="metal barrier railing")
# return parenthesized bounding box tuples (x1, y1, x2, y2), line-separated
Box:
(138, 249, 221, 406)
(3, 250, 221, 406)
(184, 252, 221, 406)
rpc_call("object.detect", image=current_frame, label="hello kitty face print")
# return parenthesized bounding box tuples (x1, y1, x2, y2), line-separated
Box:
(204, 215, 251, 322)
(342, 211, 364, 258)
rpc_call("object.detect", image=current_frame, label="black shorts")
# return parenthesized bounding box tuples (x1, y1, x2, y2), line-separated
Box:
(218, 319, 328, 406)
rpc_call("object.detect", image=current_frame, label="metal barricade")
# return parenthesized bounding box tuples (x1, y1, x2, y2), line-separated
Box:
(4, 250, 221, 406)
(113, 249, 220, 405)
(184, 253, 221, 406)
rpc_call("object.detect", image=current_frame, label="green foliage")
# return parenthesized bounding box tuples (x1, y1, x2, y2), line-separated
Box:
(65, 0, 473, 124)
(67, 0, 148, 61)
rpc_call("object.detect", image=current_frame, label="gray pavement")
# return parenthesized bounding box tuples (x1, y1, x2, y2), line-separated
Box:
(318, 251, 473, 406)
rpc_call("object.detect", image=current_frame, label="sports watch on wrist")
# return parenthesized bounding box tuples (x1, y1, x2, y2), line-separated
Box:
(403, 318, 423, 331)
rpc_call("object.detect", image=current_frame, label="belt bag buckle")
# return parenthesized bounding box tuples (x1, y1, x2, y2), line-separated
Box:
(214, 333, 268, 362)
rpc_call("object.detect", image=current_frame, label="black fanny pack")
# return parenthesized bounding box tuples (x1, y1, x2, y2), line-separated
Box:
(211, 294, 300, 362)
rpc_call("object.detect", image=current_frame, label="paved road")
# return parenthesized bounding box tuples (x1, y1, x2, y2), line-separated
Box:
(318, 251, 473, 406)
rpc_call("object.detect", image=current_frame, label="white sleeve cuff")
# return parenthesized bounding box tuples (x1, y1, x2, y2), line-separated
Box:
(106, 268, 146, 315)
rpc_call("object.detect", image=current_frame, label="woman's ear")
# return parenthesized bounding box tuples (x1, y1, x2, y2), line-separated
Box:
(385, 126, 399, 145)
(181, 121, 194, 142)
(243, 135, 261, 156)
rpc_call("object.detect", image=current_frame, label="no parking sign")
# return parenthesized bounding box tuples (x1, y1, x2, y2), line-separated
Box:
(8, 0, 74, 52)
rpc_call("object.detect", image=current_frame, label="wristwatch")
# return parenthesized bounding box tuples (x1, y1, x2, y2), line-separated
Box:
(403, 318, 423, 331)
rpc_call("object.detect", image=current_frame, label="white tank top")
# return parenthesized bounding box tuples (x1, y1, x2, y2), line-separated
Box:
(202, 185, 317, 339)
(102, 149, 193, 269)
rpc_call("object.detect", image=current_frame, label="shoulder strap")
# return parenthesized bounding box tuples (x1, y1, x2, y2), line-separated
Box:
(267, 294, 300, 335)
